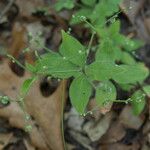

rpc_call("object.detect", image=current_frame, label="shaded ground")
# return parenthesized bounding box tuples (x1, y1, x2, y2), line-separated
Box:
(0, 0, 150, 150)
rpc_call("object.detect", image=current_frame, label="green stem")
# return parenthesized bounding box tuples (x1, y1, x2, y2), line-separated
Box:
(34, 50, 41, 60)
(61, 80, 67, 150)
(85, 98, 132, 116)
(7, 54, 27, 70)
(83, 20, 97, 31)
(102, 10, 121, 26)
(86, 31, 96, 56)
(7, 54, 34, 74)
(112, 99, 132, 103)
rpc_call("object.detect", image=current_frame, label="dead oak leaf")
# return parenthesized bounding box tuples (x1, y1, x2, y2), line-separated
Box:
(0, 59, 66, 150)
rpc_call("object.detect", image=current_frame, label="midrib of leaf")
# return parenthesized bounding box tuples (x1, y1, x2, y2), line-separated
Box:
(39, 69, 81, 74)
(59, 52, 87, 67)
(80, 77, 86, 112)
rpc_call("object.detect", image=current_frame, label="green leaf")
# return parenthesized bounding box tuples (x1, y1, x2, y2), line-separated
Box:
(96, 27, 109, 39)
(119, 83, 135, 91)
(86, 61, 149, 84)
(109, 20, 121, 35)
(26, 63, 37, 73)
(106, 0, 122, 13)
(121, 51, 136, 65)
(131, 90, 146, 115)
(122, 38, 144, 51)
(70, 8, 92, 25)
(81, 0, 96, 6)
(90, 2, 108, 26)
(69, 75, 92, 114)
(96, 40, 114, 62)
(35, 52, 80, 78)
(143, 85, 150, 97)
(85, 61, 123, 81)
(97, 21, 120, 39)
(21, 76, 38, 96)
(54, 0, 75, 11)
(96, 39, 122, 62)
(113, 34, 144, 51)
(96, 81, 116, 106)
(60, 30, 86, 67)
(113, 63, 149, 84)
(90, 0, 121, 27)
(97, 20, 144, 52)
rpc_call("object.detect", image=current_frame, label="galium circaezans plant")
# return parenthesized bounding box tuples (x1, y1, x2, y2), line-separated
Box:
(19, 26, 149, 116)
(6, 0, 150, 117)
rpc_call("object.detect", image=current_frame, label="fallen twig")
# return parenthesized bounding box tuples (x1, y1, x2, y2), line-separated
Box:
(0, 0, 14, 20)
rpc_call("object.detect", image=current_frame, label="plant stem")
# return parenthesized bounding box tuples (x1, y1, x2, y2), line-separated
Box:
(61, 80, 67, 150)
(87, 31, 96, 56)
(102, 10, 122, 27)
(84, 20, 97, 31)
(7, 54, 27, 70)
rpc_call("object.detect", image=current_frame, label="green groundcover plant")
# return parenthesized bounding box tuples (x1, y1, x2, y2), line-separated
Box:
(1, 0, 150, 119)
(20, 27, 149, 116)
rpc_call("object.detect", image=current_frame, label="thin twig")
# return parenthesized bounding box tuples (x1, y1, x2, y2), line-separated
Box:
(0, 0, 14, 20)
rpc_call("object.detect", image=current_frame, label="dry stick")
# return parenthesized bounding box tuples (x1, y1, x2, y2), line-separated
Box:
(0, 0, 14, 20)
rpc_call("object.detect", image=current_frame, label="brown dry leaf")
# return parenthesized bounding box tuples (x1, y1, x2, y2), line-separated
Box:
(99, 142, 140, 150)
(0, 102, 48, 149)
(0, 60, 67, 150)
(15, 0, 47, 18)
(8, 22, 35, 64)
(87, 99, 102, 120)
(143, 121, 150, 135)
(119, 105, 144, 130)
(0, 0, 14, 24)
(120, 0, 150, 42)
(66, 143, 76, 150)
(99, 104, 113, 115)
(0, 133, 13, 149)
(8, 22, 27, 56)
(83, 112, 114, 142)
(0, 21, 27, 61)
(100, 121, 126, 144)
(141, 144, 150, 150)
(88, 99, 112, 121)
(67, 108, 84, 132)
(24, 139, 36, 150)
(26, 79, 67, 150)
(69, 130, 93, 150)
(144, 18, 150, 35)
(120, 0, 141, 22)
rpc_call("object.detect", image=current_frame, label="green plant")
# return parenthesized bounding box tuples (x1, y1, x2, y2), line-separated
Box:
(7, 0, 150, 117)
(19, 27, 149, 116)
(54, 0, 75, 11)
(54, 0, 122, 27)
(72, 0, 122, 26)
(4, 3, 149, 150)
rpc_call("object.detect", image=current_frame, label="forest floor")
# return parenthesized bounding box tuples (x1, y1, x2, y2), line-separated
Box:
(0, 0, 150, 150)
